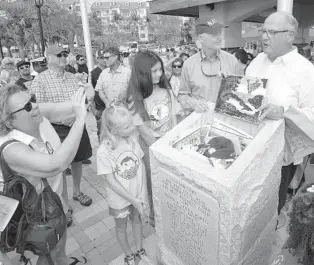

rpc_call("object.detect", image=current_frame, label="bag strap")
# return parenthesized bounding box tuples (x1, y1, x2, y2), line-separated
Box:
(0, 139, 20, 183)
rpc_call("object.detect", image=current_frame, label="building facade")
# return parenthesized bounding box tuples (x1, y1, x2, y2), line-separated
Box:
(90, 0, 151, 41)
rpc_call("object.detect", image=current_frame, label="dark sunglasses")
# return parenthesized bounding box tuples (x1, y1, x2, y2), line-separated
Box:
(172, 64, 182, 69)
(19, 65, 30, 70)
(10, 94, 36, 115)
(56, 53, 69, 58)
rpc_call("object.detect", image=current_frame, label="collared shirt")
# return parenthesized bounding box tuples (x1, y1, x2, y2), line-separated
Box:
(95, 64, 131, 106)
(178, 50, 238, 110)
(30, 69, 79, 103)
(15, 76, 35, 91)
(246, 48, 314, 122)
(0, 118, 66, 212)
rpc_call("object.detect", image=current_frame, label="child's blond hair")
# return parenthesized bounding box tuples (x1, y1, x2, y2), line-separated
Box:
(100, 102, 136, 149)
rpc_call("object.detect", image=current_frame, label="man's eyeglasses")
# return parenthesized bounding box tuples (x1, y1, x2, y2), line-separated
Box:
(258, 28, 292, 38)
(103, 55, 116, 60)
(19, 65, 30, 70)
(172, 64, 182, 69)
(10, 94, 36, 115)
(56, 53, 69, 58)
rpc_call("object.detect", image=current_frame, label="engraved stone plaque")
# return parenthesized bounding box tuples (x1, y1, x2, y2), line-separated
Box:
(159, 168, 220, 265)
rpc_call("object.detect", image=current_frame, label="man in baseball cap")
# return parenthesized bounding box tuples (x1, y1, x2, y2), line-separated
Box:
(178, 17, 238, 113)
(15, 60, 34, 91)
(46, 45, 69, 56)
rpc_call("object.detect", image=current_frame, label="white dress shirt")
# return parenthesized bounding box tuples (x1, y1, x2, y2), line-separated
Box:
(246, 48, 314, 122)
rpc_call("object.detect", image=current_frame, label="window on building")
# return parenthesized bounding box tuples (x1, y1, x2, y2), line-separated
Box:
(140, 25, 145, 31)
(125, 1, 130, 7)
(139, 9, 146, 16)
(140, 33, 146, 38)
(138, 2, 141, 6)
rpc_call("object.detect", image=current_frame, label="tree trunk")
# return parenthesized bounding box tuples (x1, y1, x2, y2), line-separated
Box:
(8, 46, 12, 57)
(30, 44, 35, 59)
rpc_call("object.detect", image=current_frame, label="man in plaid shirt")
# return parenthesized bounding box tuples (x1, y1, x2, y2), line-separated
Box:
(30, 45, 93, 210)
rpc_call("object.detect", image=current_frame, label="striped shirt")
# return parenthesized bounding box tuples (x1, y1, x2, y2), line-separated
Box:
(30, 69, 79, 103)
(178, 50, 238, 110)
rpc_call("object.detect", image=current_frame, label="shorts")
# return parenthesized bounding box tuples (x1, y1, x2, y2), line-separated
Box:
(51, 123, 92, 162)
(109, 205, 134, 219)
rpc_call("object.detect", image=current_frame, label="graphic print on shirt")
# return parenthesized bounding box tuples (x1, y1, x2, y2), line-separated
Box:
(147, 95, 171, 131)
(114, 151, 140, 180)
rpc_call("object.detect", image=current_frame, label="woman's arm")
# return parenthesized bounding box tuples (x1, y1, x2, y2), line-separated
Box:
(3, 118, 85, 178)
(3, 88, 87, 178)
(137, 124, 156, 146)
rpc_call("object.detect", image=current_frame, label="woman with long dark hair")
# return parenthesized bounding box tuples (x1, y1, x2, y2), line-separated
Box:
(127, 51, 180, 225)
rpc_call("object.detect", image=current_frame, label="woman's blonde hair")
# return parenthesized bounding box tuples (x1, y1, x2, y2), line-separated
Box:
(0, 84, 22, 136)
(100, 103, 136, 149)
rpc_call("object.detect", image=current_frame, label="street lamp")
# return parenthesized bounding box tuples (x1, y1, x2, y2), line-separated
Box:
(35, 0, 45, 57)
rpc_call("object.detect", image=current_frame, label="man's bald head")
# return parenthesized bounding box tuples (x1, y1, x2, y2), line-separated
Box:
(261, 12, 298, 61)
(265, 12, 298, 34)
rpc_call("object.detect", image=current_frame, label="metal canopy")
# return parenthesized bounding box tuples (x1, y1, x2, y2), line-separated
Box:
(150, 0, 314, 21)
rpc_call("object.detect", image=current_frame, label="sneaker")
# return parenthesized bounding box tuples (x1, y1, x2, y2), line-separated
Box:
(124, 253, 135, 265)
(65, 168, 72, 175)
(135, 248, 146, 260)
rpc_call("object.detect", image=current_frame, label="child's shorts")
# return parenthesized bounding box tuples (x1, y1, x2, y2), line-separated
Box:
(109, 205, 134, 219)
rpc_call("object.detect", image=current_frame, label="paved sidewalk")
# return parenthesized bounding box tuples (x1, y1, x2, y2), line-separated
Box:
(8, 112, 155, 265)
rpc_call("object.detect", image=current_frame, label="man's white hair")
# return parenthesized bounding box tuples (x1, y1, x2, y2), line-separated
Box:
(279, 12, 298, 33)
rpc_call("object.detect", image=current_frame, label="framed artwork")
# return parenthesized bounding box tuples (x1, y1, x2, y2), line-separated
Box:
(215, 75, 268, 123)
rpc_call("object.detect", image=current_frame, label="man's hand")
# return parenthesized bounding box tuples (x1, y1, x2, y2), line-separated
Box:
(193, 99, 209, 113)
(71, 87, 87, 121)
(258, 104, 284, 121)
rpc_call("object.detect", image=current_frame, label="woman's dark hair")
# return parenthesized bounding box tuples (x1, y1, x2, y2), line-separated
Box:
(179, 52, 190, 59)
(234, 49, 248, 65)
(127, 51, 170, 120)
(285, 183, 314, 265)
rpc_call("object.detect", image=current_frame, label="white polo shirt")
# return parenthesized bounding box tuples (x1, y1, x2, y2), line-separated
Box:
(246, 48, 314, 122)
(0, 118, 66, 212)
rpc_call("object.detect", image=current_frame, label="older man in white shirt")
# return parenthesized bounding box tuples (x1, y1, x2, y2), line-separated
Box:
(246, 12, 314, 228)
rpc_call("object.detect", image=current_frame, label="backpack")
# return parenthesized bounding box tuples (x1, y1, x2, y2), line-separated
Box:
(0, 139, 67, 265)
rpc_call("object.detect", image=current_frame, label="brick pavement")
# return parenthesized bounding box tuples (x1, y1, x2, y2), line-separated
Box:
(8, 112, 155, 265)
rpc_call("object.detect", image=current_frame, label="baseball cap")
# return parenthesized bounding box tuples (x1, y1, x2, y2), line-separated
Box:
(195, 18, 227, 36)
(16, 60, 30, 70)
(46, 45, 69, 56)
(96, 49, 105, 58)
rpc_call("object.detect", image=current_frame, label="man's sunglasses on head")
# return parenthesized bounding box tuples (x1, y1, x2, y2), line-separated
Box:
(56, 53, 69, 58)
(10, 94, 37, 115)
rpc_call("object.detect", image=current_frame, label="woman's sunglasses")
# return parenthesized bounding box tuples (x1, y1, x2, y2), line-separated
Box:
(172, 64, 182, 69)
(19, 65, 30, 70)
(56, 53, 69, 58)
(10, 94, 37, 115)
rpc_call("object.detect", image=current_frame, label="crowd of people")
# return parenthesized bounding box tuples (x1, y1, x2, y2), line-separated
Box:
(1, 10, 314, 265)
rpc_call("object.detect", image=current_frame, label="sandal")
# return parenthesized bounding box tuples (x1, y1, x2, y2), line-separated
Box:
(66, 211, 73, 227)
(73, 192, 92, 206)
(135, 248, 146, 260)
(124, 253, 135, 265)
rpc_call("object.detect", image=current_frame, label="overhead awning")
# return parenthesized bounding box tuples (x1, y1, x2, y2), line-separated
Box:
(149, 0, 227, 17)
